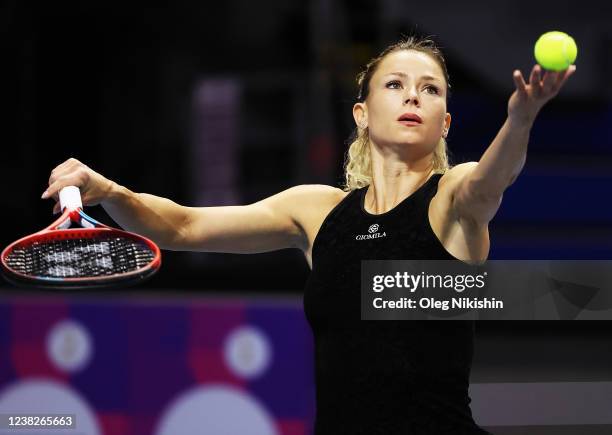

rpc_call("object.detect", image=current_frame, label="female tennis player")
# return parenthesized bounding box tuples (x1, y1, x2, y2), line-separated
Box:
(43, 37, 575, 434)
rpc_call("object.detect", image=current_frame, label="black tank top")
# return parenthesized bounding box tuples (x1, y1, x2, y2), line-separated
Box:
(303, 174, 492, 435)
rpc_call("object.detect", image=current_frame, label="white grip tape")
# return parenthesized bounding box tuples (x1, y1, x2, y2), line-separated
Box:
(59, 186, 83, 211)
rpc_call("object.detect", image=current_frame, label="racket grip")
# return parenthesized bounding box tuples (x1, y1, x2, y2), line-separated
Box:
(59, 186, 83, 211)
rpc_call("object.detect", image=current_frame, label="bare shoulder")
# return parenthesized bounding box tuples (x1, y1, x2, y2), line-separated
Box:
(282, 184, 348, 268)
(272, 184, 346, 217)
(432, 162, 479, 216)
(282, 184, 347, 202)
(287, 184, 348, 231)
(437, 162, 478, 193)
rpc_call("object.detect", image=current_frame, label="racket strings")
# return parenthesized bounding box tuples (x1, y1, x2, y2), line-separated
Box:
(5, 237, 155, 278)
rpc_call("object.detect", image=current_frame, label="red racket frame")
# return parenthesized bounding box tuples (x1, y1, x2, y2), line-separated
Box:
(1, 207, 161, 289)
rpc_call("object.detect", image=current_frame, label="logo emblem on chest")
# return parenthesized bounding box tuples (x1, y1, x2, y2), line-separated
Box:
(356, 223, 387, 240)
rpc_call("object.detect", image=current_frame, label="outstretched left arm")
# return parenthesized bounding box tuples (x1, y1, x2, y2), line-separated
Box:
(452, 64, 577, 225)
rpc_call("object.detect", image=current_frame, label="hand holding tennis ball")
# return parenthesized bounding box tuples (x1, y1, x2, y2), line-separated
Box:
(534, 31, 577, 71)
(507, 32, 577, 124)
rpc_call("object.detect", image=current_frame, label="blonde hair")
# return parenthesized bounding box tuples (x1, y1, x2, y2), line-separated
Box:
(343, 36, 452, 191)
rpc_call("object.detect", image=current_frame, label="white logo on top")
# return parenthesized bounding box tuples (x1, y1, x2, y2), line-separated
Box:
(357, 223, 387, 241)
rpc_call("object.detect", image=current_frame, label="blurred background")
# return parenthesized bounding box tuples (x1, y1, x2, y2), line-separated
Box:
(1, 1, 612, 434)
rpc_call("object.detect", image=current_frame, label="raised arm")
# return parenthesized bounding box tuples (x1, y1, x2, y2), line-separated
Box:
(42, 158, 314, 253)
(452, 64, 576, 225)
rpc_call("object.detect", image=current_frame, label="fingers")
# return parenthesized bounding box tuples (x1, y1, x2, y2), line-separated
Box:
(543, 64, 576, 96)
(550, 71, 565, 93)
(48, 157, 81, 186)
(521, 64, 576, 99)
(557, 64, 577, 89)
(47, 168, 72, 200)
(42, 169, 89, 200)
(42, 178, 66, 200)
(528, 65, 543, 95)
(541, 69, 558, 94)
(513, 70, 528, 97)
(44, 158, 87, 200)
(42, 158, 112, 215)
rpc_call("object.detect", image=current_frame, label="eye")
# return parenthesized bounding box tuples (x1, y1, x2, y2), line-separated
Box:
(424, 84, 439, 94)
(385, 80, 402, 89)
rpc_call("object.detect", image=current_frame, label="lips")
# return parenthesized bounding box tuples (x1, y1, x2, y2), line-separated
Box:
(397, 113, 422, 123)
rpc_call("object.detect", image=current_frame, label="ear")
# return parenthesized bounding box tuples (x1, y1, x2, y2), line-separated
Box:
(353, 102, 368, 129)
(443, 112, 452, 138)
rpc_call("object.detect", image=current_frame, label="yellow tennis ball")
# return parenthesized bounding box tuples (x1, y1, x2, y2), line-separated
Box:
(534, 31, 578, 71)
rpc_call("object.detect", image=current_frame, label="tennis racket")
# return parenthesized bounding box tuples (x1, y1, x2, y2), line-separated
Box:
(1, 186, 161, 288)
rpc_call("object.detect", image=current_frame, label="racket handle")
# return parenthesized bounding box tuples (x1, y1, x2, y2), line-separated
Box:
(59, 186, 83, 211)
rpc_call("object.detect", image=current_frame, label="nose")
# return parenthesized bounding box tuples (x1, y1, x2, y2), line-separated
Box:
(403, 87, 420, 106)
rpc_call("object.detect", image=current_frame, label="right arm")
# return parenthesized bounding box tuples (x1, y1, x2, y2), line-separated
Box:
(103, 182, 307, 253)
(43, 158, 320, 253)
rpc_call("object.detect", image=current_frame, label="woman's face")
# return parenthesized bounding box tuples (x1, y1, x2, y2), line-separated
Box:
(354, 50, 451, 154)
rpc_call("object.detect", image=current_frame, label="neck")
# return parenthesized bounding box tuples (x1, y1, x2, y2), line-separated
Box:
(365, 152, 434, 215)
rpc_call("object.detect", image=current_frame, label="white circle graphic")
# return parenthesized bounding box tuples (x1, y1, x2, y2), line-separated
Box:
(368, 224, 379, 233)
(155, 385, 278, 435)
(46, 319, 93, 373)
(0, 379, 101, 434)
(224, 326, 272, 380)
